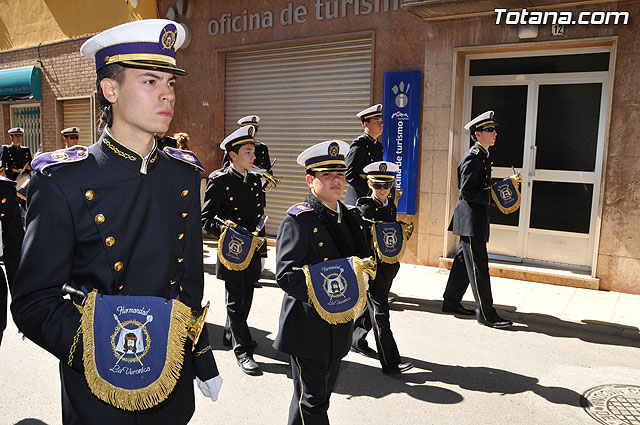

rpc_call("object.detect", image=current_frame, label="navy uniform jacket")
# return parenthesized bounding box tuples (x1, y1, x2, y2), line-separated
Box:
(254, 144, 272, 172)
(345, 133, 383, 205)
(274, 198, 370, 361)
(10, 131, 218, 423)
(201, 166, 266, 282)
(0, 177, 24, 342)
(448, 142, 492, 242)
(1, 144, 33, 180)
(357, 195, 401, 283)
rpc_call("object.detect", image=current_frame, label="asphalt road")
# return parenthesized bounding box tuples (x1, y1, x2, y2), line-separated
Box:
(1, 243, 638, 425)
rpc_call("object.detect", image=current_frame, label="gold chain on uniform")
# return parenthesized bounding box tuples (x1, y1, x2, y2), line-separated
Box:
(68, 322, 82, 367)
(194, 344, 212, 357)
(104, 139, 137, 161)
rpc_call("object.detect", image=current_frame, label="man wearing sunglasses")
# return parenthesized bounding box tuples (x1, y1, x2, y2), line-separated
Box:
(442, 111, 513, 329)
(61, 127, 80, 148)
(345, 104, 384, 205)
(351, 161, 414, 373)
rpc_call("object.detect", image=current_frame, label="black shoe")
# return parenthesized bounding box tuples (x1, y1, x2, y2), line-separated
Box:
(351, 345, 378, 359)
(382, 362, 414, 374)
(237, 356, 262, 375)
(442, 301, 475, 316)
(388, 296, 396, 304)
(477, 315, 512, 329)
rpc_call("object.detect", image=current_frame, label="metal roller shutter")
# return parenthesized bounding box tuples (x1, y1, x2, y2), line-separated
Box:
(224, 37, 373, 236)
(63, 98, 93, 146)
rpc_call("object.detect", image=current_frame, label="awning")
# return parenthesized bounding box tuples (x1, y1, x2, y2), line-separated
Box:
(0, 66, 42, 102)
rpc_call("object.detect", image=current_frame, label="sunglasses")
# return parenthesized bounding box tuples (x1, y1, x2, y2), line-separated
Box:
(478, 127, 496, 133)
(371, 182, 393, 189)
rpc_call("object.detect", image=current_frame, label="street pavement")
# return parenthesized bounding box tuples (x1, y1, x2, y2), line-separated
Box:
(1, 240, 639, 425)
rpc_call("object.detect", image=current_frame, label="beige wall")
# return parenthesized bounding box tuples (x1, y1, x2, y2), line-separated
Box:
(0, 0, 157, 50)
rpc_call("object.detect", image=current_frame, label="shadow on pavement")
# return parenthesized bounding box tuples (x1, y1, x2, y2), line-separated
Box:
(390, 296, 640, 349)
(204, 319, 580, 407)
(337, 360, 464, 404)
(403, 358, 582, 406)
(203, 322, 290, 364)
(336, 357, 581, 406)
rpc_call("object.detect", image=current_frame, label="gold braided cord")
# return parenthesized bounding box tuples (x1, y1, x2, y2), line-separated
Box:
(303, 256, 367, 325)
(104, 139, 137, 162)
(194, 345, 212, 358)
(371, 223, 407, 264)
(217, 227, 263, 271)
(81, 291, 191, 411)
(105, 53, 176, 66)
(68, 321, 82, 368)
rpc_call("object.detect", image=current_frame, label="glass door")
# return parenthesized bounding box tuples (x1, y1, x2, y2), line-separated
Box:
(10, 104, 42, 154)
(465, 54, 609, 270)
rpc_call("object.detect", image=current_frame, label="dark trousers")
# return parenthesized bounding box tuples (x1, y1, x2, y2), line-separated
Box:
(60, 361, 195, 425)
(443, 236, 497, 321)
(224, 279, 255, 358)
(352, 263, 402, 368)
(288, 355, 342, 425)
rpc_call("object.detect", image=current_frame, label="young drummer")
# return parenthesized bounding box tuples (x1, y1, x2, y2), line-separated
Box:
(351, 161, 413, 373)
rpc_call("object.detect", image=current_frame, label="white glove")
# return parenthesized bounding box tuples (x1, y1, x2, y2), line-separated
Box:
(197, 375, 223, 402)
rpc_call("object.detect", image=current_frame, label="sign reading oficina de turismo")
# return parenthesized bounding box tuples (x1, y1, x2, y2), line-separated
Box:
(382, 70, 421, 215)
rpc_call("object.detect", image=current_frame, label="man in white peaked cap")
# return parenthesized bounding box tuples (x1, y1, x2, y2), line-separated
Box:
(11, 19, 221, 424)
(61, 127, 80, 148)
(1, 127, 32, 181)
(442, 111, 513, 329)
(345, 104, 384, 205)
(202, 125, 266, 376)
(274, 140, 372, 425)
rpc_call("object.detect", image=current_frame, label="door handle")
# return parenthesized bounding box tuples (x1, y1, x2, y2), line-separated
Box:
(529, 145, 538, 177)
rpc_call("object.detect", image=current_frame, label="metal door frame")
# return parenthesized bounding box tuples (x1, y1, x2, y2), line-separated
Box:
(462, 49, 610, 270)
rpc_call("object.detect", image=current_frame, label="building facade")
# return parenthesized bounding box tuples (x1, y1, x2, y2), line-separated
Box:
(1, 0, 638, 294)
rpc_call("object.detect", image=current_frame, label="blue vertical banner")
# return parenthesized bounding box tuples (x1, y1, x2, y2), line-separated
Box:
(382, 70, 421, 215)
